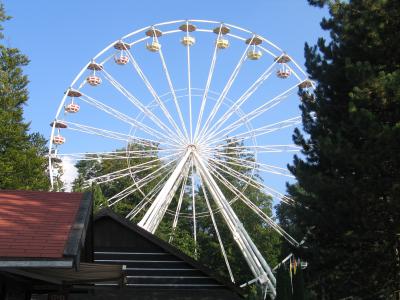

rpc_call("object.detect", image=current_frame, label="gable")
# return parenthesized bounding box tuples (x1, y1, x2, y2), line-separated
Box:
(94, 216, 166, 253)
(92, 211, 243, 299)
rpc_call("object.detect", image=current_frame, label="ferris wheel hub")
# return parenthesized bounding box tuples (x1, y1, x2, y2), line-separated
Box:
(187, 144, 197, 151)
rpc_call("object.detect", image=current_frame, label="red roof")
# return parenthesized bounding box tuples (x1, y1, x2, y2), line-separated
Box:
(0, 190, 84, 259)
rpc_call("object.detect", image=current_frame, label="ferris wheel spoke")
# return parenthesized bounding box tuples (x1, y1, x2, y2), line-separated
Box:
(200, 56, 280, 142)
(84, 152, 180, 187)
(85, 158, 169, 188)
(127, 167, 175, 220)
(210, 144, 301, 153)
(208, 159, 295, 206)
(169, 163, 191, 243)
(124, 49, 187, 142)
(205, 81, 304, 143)
(207, 165, 299, 247)
(193, 153, 277, 293)
(209, 164, 298, 245)
(78, 93, 177, 146)
(127, 190, 159, 220)
(100, 69, 184, 144)
(201, 144, 301, 162)
(197, 35, 255, 141)
(65, 122, 143, 143)
(123, 168, 174, 217)
(184, 21, 194, 142)
(141, 161, 190, 234)
(198, 172, 235, 283)
(108, 157, 178, 207)
(190, 160, 197, 258)
(193, 24, 222, 142)
(64, 121, 172, 149)
(206, 116, 302, 147)
(211, 157, 294, 179)
(202, 149, 299, 162)
(59, 154, 157, 161)
(138, 149, 193, 233)
(128, 186, 163, 220)
(85, 164, 160, 189)
(99, 50, 118, 66)
(55, 148, 173, 161)
(208, 158, 262, 188)
(285, 64, 302, 82)
(108, 169, 167, 208)
(210, 153, 294, 178)
(152, 32, 189, 141)
(232, 116, 302, 141)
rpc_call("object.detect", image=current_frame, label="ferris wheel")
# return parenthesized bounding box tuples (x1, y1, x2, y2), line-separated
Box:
(49, 19, 313, 298)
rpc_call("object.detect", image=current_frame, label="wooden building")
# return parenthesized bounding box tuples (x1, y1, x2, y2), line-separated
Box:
(0, 191, 243, 300)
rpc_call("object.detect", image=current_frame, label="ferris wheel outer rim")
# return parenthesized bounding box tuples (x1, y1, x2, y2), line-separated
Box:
(49, 19, 300, 188)
(48, 18, 308, 259)
(47, 20, 311, 293)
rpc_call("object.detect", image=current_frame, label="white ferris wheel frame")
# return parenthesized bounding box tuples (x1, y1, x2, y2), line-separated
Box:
(49, 19, 314, 298)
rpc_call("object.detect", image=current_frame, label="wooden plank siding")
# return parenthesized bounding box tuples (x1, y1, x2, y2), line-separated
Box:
(88, 209, 243, 299)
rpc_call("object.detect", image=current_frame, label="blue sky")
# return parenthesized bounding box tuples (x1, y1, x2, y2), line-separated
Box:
(2, 0, 328, 194)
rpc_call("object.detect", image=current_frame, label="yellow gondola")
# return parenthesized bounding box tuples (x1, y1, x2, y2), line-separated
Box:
(247, 49, 262, 60)
(181, 36, 195, 46)
(146, 41, 161, 52)
(216, 38, 229, 49)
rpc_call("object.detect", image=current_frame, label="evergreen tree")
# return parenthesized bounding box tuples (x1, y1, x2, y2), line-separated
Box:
(92, 183, 107, 213)
(0, 4, 50, 190)
(276, 265, 292, 300)
(292, 261, 305, 300)
(0, 3, 9, 39)
(279, 0, 400, 298)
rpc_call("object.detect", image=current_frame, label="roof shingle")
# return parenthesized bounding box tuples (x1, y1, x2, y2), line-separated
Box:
(0, 190, 84, 259)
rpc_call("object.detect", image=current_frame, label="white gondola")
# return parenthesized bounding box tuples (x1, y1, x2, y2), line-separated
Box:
(86, 75, 102, 86)
(53, 135, 65, 145)
(114, 55, 129, 65)
(65, 103, 80, 113)
(86, 62, 102, 86)
(277, 65, 291, 79)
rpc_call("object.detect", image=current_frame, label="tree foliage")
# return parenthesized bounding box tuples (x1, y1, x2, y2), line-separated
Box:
(0, 3, 10, 40)
(279, 0, 400, 298)
(0, 4, 50, 190)
(292, 261, 305, 300)
(276, 265, 292, 300)
(275, 259, 307, 300)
